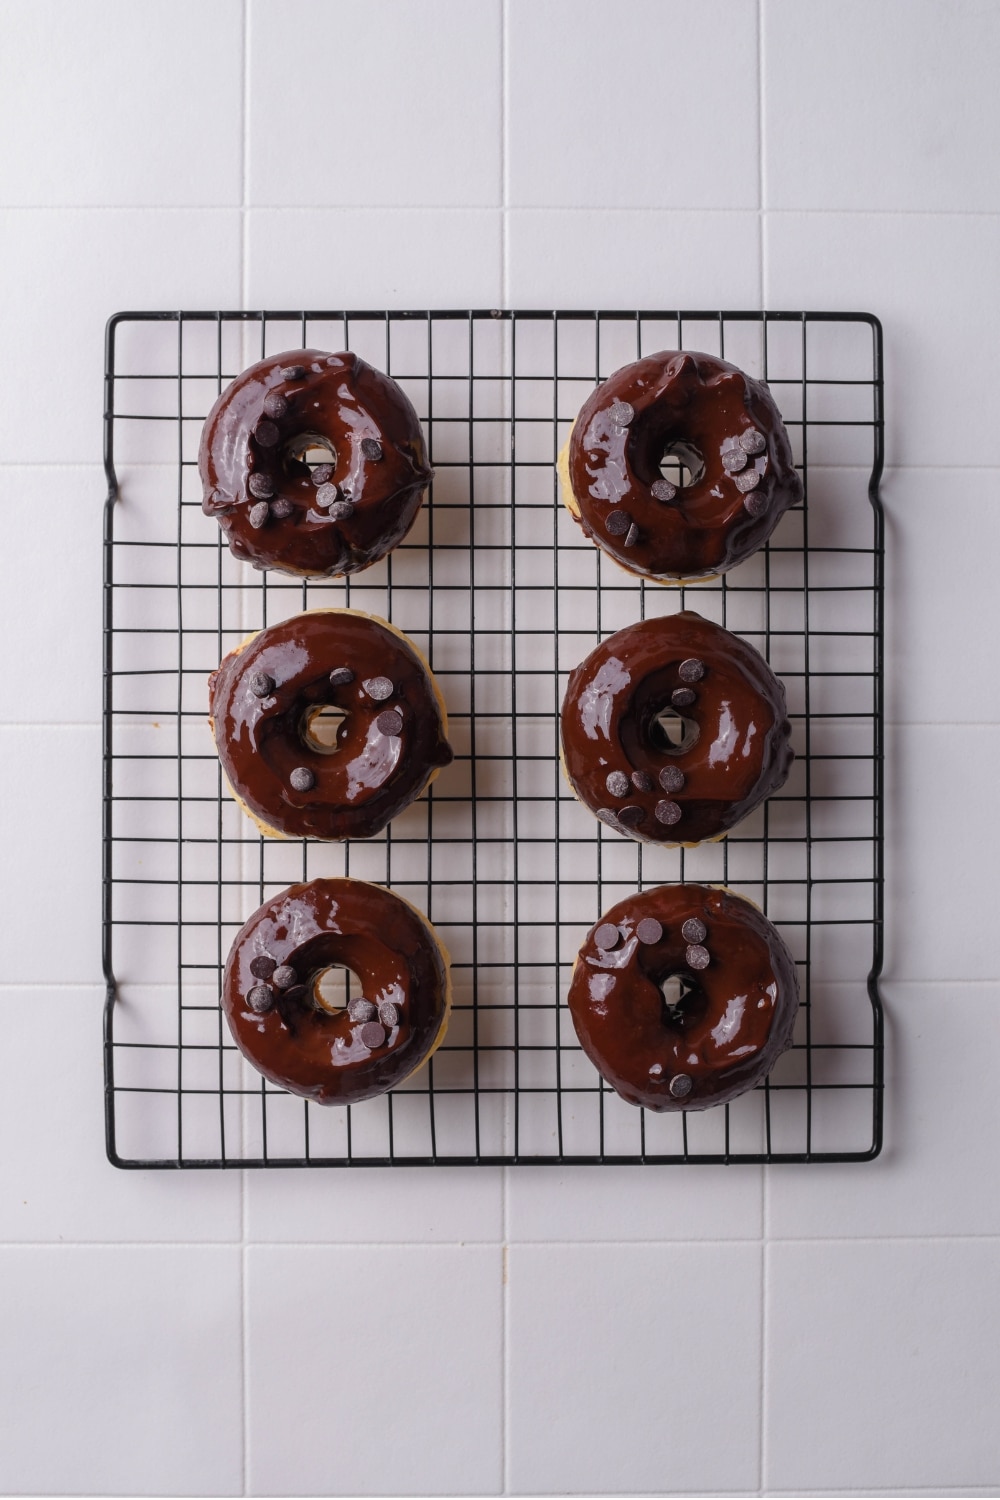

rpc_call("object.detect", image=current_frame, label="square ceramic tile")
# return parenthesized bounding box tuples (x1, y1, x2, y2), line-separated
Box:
(247, 207, 502, 308)
(0, 1245, 242, 1495)
(764, 0, 1000, 211)
(246, 1164, 502, 1242)
(246, 1245, 502, 1495)
(505, 208, 761, 306)
(0, 209, 241, 465)
(766, 1240, 1000, 1491)
(248, 0, 501, 207)
(507, 1244, 762, 1494)
(0, 0, 242, 207)
(765, 212, 1000, 468)
(507, 1162, 762, 1242)
(0, 988, 242, 1241)
(507, 0, 759, 209)
(0, 727, 102, 985)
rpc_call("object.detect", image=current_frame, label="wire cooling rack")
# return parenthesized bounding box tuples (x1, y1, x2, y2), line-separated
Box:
(103, 308, 884, 1168)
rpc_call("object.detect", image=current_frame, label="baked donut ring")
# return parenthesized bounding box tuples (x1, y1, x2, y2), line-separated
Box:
(559, 350, 802, 581)
(209, 608, 452, 841)
(223, 878, 450, 1106)
(560, 610, 793, 845)
(200, 349, 432, 577)
(568, 884, 799, 1112)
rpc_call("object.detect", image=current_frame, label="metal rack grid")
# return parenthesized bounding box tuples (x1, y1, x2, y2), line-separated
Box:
(103, 308, 884, 1168)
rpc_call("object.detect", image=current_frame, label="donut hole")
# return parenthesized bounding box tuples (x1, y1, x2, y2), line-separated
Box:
(302, 704, 348, 755)
(660, 973, 698, 1025)
(313, 964, 365, 1015)
(658, 439, 705, 490)
(284, 432, 337, 477)
(650, 705, 700, 755)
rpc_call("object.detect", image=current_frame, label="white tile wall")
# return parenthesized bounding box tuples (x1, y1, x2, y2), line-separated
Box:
(2, 0, 998, 1494)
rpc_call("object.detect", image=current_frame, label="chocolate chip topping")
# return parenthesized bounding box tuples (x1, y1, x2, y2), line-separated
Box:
(376, 709, 403, 737)
(624, 523, 641, 548)
(671, 687, 696, 708)
(631, 770, 654, 792)
(616, 804, 644, 827)
(595, 808, 619, 827)
(636, 917, 663, 945)
(311, 463, 334, 486)
(651, 479, 678, 503)
(272, 965, 298, 991)
(289, 766, 315, 792)
(605, 769, 630, 798)
(605, 508, 632, 537)
(722, 446, 748, 473)
(249, 501, 270, 528)
(655, 799, 682, 825)
(280, 364, 306, 381)
(270, 496, 294, 519)
(249, 954, 277, 980)
(248, 473, 275, 499)
(328, 500, 355, 521)
(348, 998, 376, 1023)
(686, 944, 710, 970)
(658, 765, 685, 793)
(254, 419, 279, 448)
(609, 399, 634, 427)
(681, 918, 707, 944)
(329, 667, 355, 687)
(678, 658, 705, 683)
(378, 1001, 399, 1029)
(594, 922, 620, 951)
(669, 1072, 694, 1099)
(248, 985, 273, 1014)
(360, 437, 384, 461)
(282, 985, 308, 1003)
(735, 468, 761, 493)
(315, 482, 339, 508)
(359, 1020, 387, 1049)
(744, 490, 769, 517)
(364, 676, 394, 701)
(739, 427, 766, 455)
(263, 392, 288, 420)
(249, 671, 274, 698)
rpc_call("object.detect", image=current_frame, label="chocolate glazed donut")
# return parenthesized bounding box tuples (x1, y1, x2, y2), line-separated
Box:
(209, 609, 453, 840)
(559, 350, 802, 581)
(560, 610, 793, 845)
(224, 878, 451, 1105)
(200, 349, 432, 577)
(568, 885, 799, 1112)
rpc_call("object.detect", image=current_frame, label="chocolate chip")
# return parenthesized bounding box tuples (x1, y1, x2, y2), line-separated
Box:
(328, 500, 355, 521)
(651, 479, 678, 503)
(249, 955, 277, 980)
(681, 918, 707, 944)
(254, 419, 279, 448)
(248, 473, 275, 499)
(658, 765, 685, 793)
(249, 671, 274, 698)
(359, 1020, 386, 1049)
(272, 964, 298, 990)
(735, 468, 761, 493)
(248, 985, 273, 1014)
(376, 709, 403, 737)
(636, 917, 663, 945)
(631, 770, 654, 792)
(686, 944, 710, 970)
(378, 1001, 399, 1029)
(655, 799, 682, 825)
(315, 482, 339, 508)
(283, 984, 308, 1003)
(669, 1072, 694, 1099)
(605, 508, 632, 537)
(739, 427, 766, 455)
(594, 922, 620, 951)
(360, 437, 383, 461)
(270, 496, 294, 519)
(744, 490, 769, 517)
(678, 658, 705, 683)
(363, 676, 394, 701)
(280, 364, 305, 381)
(671, 687, 696, 708)
(263, 392, 288, 420)
(605, 769, 630, 798)
(624, 523, 641, 548)
(348, 999, 376, 1023)
(595, 808, 619, 827)
(311, 464, 334, 486)
(722, 446, 748, 473)
(329, 667, 355, 688)
(616, 804, 644, 827)
(249, 501, 270, 528)
(609, 399, 634, 427)
(289, 766, 315, 792)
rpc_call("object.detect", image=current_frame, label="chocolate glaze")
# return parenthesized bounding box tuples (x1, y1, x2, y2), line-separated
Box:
(564, 351, 802, 580)
(223, 878, 449, 1105)
(568, 884, 800, 1111)
(560, 610, 793, 844)
(200, 349, 432, 577)
(209, 609, 453, 840)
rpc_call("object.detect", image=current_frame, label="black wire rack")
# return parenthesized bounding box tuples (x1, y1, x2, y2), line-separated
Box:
(103, 308, 884, 1168)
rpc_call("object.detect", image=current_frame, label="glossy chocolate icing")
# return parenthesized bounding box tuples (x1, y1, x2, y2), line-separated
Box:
(200, 349, 432, 577)
(209, 609, 452, 840)
(564, 350, 802, 580)
(568, 884, 799, 1111)
(223, 878, 450, 1105)
(560, 610, 793, 845)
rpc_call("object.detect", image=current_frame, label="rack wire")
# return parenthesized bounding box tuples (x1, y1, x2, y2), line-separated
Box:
(103, 308, 884, 1167)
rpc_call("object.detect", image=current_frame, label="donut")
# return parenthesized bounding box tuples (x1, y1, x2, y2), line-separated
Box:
(223, 878, 450, 1105)
(200, 349, 432, 577)
(560, 610, 793, 845)
(568, 884, 799, 1112)
(558, 350, 802, 581)
(209, 608, 453, 840)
